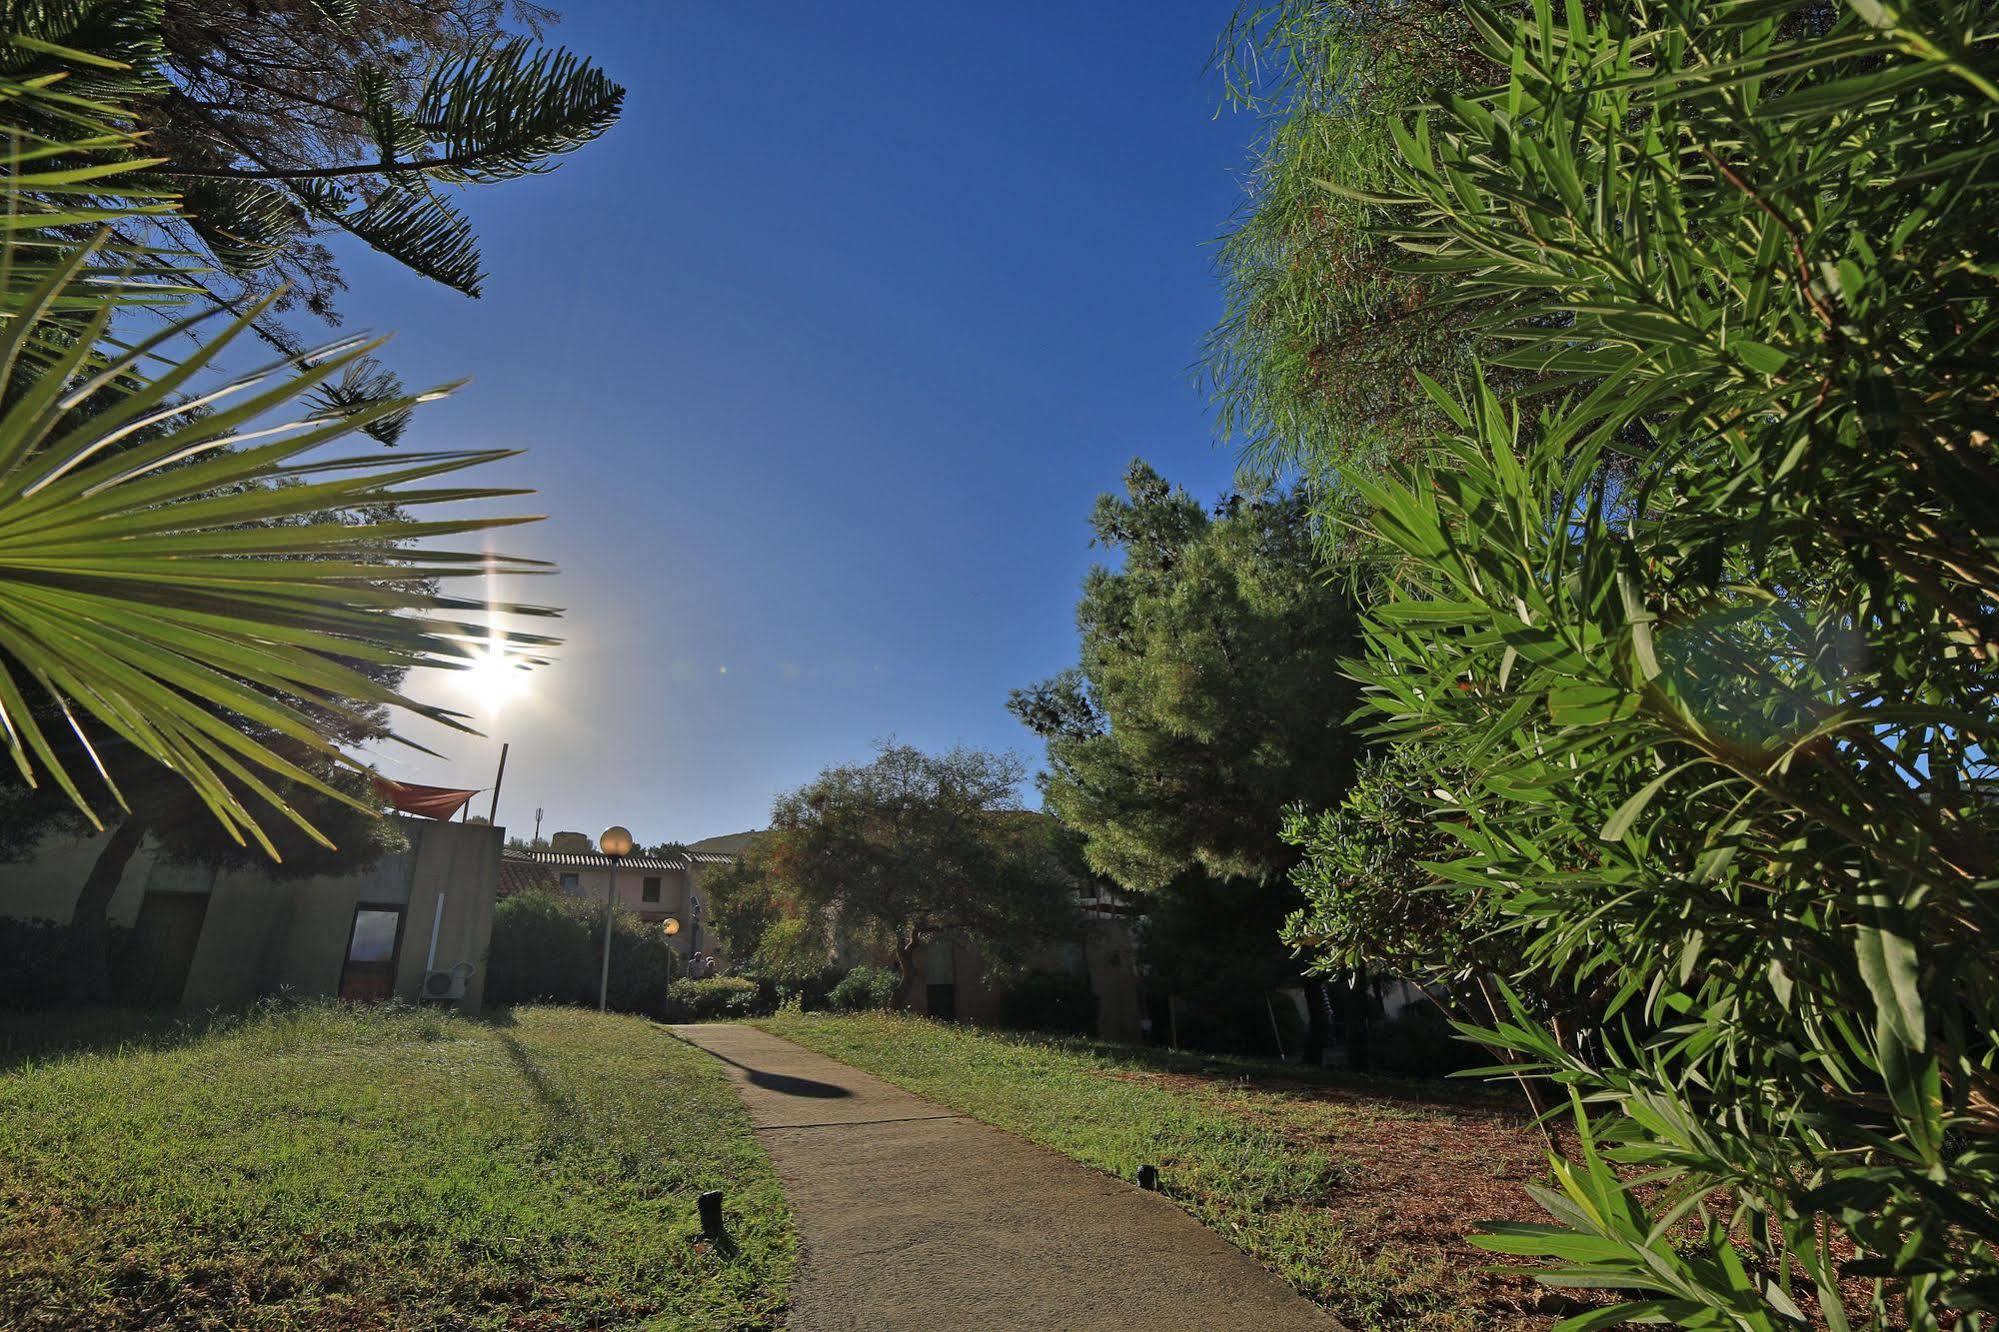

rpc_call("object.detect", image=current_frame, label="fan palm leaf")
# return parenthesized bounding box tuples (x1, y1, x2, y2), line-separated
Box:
(0, 232, 557, 856)
(1, 31, 558, 856)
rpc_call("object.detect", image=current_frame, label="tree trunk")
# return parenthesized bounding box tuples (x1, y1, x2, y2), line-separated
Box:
(894, 940, 922, 1011)
(1302, 977, 1331, 1065)
(1343, 964, 1373, 1073)
(63, 818, 148, 1004)
(1474, 972, 1553, 1147)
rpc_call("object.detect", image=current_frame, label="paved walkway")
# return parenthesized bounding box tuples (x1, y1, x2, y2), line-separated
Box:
(670, 1023, 1339, 1331)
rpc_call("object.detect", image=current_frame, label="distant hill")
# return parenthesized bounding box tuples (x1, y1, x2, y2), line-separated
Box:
(685, 830, 763, 856)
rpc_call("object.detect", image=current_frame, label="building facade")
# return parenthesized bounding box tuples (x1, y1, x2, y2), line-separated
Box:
(2, 817, 503, 1012)
(498, 847, 737, 962)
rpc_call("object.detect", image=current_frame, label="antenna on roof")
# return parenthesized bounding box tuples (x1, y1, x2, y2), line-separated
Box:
(533, 806, 544, 842)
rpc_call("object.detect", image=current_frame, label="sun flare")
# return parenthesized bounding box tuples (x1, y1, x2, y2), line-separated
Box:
(458, 642, 531, 711)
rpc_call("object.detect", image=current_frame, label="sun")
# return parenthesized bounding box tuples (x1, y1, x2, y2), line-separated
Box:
(458, 642, 531, 711)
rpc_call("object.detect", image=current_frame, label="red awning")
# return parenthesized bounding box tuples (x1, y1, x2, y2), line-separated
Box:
(374, 777, 482, 821)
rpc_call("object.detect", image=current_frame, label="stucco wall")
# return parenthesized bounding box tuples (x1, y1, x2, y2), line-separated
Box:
(395, 823, 500, 1010)
(0, 827, 168, 927)
(1083, 916, 1144, 1043)
(1, 817, 502, 1012)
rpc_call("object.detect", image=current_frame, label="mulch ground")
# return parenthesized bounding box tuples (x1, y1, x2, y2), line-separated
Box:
(1111, 1066, 1599, 1330)
(1114, 1062, 1901, 1331)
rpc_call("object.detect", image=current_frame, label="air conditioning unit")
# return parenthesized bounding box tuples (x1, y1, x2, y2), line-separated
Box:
(422, 961, 475, 1002)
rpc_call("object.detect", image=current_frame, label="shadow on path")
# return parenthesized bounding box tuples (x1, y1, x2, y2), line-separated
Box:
(701, 1046, 853, 1099)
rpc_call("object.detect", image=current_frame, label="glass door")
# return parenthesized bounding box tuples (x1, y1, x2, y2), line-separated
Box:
(338, 906, 404, 1001)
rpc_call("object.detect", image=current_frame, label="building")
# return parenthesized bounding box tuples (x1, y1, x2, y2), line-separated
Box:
(902, 914, 1145, 1043)
(1, 817, 503, 1012)
(498, 844, 737, 961)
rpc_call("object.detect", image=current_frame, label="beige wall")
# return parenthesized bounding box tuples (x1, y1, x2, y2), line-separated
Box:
(1, 817, 502, 1012)
(0, 827, 173, 927)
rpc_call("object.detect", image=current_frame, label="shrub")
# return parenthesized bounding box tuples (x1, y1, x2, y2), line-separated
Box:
(998, 970, 1096, 1036)
(827, 965, 899, 1012)
(767, 966, 843, 1012)
(487, 891, 678, 1018)
(666, 976, 763, 1021)
(0, 918, 146, 1012)
(0, 918, 69, 1011)
(1308, 5, 1999, 1322)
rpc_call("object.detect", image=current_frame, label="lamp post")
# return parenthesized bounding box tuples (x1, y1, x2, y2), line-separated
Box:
(597, 824, 633, 1011)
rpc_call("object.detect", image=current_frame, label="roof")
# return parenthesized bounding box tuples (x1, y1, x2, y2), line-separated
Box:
(497, 854, 557, 898)
(513, 848, 694, 872)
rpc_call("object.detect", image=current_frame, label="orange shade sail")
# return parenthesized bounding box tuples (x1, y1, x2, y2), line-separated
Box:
(373, 777, 482, 821)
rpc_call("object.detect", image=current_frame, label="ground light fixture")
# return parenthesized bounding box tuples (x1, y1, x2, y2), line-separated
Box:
(597, 825, 633, 1011)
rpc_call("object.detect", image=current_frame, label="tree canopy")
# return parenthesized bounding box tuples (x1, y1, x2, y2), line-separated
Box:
(121, 0, 619, 308)
(708, 742, 1080, 1004)
(1207, 0, 1487, 484)
(9, 1, 622, 442)
(1010, 460, 1367, 894)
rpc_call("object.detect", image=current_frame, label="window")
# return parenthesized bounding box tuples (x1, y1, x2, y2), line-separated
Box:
(642, 876, 662, 903)
(339, 906, 404, 1001)
(559, 872, 580, 893)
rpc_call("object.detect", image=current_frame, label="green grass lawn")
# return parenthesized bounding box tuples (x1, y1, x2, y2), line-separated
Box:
(758, 1010, 1571, 1332)
(0, 1003, 791, 1331)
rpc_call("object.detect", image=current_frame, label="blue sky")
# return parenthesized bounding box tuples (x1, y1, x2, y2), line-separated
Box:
(357, 2, 1258, 845)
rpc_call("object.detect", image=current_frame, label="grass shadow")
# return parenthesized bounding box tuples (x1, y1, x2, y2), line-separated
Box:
(695, 1231, 740, 1260)
(498, 1030, 577, 1120)
(1073, 1036, 1521, 1112)
(0, 996, 514, 1076)
(0, 1003, 261, 1074)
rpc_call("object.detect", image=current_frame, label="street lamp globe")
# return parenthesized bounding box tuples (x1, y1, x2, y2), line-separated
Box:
(599, 825, 633, 857)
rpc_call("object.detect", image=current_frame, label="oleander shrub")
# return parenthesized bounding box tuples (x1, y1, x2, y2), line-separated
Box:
(1303, 3, 1999, 1324)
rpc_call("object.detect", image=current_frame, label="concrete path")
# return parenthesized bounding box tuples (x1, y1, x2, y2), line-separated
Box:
(670, 1023, 1339, 1332)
